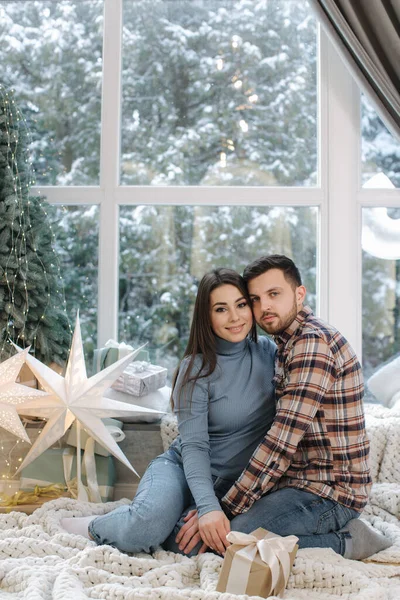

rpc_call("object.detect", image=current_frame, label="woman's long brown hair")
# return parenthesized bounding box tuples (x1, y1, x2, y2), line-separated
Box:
(170, 268, 257, 408)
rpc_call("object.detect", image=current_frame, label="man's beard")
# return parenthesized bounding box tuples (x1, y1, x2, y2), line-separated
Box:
(258, 298, 299, 335)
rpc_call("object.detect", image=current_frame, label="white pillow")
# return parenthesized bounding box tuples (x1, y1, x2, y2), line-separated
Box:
(103, 386, 170, 422)
(367, 355, 400, 407)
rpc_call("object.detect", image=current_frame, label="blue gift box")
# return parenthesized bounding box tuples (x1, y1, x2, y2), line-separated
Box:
(19, 448, 116, 502)
(93, 345, 150, 374)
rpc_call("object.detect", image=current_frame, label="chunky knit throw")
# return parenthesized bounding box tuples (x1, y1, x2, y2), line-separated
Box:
(0, 403, 399, 600)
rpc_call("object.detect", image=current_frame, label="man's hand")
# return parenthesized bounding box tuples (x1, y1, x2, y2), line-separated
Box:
(198, 510, 231, 555)
(176, 509, 207, 555)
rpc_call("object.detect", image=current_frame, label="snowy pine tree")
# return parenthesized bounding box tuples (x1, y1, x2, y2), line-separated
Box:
(0, 85, 71, 365)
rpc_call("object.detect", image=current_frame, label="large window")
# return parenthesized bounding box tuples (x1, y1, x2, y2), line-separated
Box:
(49, 205, 100, 370)
(362, 207, 400, 378)
(361, 95, 400, 189)
(361, 100, 400, 396)
(2, 0, 400, 402)
(0, 0, 103, 185)
(120, 0, 317, 186)
(119, 205, 317, 374)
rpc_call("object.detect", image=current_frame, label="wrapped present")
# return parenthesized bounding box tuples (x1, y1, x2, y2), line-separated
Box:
(93, 339, 149, 374)
(67, 418, 125, 457)
(216, 528, 298, 598)
(19, 448, 116, 502)
(111, 361, 167, 397)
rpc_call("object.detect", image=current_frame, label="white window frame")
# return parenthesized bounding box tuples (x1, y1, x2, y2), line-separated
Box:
(31, 0, 400, 361)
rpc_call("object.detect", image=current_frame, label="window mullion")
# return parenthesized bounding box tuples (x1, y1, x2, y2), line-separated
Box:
(97, 0, 123, 345)
(326, 36, 362, 357)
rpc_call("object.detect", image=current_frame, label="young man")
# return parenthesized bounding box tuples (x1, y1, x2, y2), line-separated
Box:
(220, 254, 389, 560)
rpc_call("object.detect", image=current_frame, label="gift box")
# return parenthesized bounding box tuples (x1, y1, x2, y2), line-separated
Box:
(216, 528, 298, 598)
(111, 361, 167, 397)
(66, 418, 125, 457)
(19, 448, 116, 502)
(93, 339, 149, 374)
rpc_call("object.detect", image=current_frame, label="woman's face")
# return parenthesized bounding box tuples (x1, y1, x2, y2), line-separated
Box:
(209, 284, 253, 343)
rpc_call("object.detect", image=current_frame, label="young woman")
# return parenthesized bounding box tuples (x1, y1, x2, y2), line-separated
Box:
(61, 268, 276, 555)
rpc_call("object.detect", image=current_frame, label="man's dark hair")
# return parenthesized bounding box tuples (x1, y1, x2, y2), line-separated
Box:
(243, 255, 302, 289)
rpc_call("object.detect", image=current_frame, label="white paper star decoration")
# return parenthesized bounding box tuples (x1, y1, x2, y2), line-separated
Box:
(0, 348, 49, 443)
(15, 315, 162, 475)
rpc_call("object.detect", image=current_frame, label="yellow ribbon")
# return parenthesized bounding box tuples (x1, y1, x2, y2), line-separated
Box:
(0, 483, 67, 511)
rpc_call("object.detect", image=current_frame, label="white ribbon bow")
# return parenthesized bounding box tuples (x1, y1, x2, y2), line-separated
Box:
(127, 360, 162, 374)
(225, 531, 298, 596)
(104, 339, 134, 354)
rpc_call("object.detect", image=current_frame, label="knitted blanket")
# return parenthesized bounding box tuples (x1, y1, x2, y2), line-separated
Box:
(0, 404, 400, 600)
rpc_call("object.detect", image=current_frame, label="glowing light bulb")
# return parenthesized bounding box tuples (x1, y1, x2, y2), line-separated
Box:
(239, 119, 249, 132)
(234, 80, 243, 90)
(216, 58, 224, 71)
(232, 35, 240, 49)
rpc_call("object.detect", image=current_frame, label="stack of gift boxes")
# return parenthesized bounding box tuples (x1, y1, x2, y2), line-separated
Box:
(16, 342, 169, 505)
(96, 342, 167, 400)
(96, 341, 170, 421)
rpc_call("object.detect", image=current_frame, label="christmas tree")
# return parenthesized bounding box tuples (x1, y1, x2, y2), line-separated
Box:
(0, 85, 71, 366)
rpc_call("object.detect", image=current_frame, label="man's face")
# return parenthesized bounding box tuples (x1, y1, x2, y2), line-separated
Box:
(247, 268, 306, 335)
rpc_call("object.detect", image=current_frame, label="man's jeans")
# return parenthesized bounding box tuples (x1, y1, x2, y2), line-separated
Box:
(89, 448, 359, 556)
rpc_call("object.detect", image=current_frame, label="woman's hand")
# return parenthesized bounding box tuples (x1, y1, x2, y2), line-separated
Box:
(198, 510, 231, 555)
(176, 509, 208, 554)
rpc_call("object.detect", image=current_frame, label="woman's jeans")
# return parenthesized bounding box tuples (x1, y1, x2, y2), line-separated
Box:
(89, 448, 359, 556)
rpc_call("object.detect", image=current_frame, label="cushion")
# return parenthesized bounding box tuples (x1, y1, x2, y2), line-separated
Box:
(367, 354, 400, 407)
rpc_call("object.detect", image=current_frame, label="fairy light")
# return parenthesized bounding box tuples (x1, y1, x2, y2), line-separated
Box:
(0, 83, 73, 366)
(232, 35, 240, 49)
(220, 152, 227, 168)
(0, 417, 45, 480)
(249, 94, 258, 103)
(239, 119, 249, 133)
(216, 58, 224, 71)
(233, 80, 243, 90)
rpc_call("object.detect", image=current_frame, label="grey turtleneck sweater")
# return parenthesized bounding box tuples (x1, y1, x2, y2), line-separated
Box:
(171, 335, 276, 517)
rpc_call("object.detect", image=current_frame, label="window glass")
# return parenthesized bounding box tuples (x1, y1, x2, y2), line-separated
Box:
(362, 207, 400, 396)
(0, 1, 103, 185)
(361, 94, 400, 189)
(49, 204, 99, 370)
(119, 205, 317, 377)
(121, 0, 317, 186)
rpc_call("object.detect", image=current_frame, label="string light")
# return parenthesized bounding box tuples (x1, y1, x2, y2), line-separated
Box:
(232, 35, 240, 49)
(239, 119, 249, 133)
(0, 417, 46, 480)
(0, 84, 73, 370)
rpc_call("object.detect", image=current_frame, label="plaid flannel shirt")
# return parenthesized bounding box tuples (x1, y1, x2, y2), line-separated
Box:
(222, 306, 372, 516)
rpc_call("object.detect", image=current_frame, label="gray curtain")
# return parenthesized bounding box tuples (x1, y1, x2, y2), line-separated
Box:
(309, 0, 400, 141)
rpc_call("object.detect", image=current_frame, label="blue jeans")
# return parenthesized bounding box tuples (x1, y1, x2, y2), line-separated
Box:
(89, 448, 359, 556)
